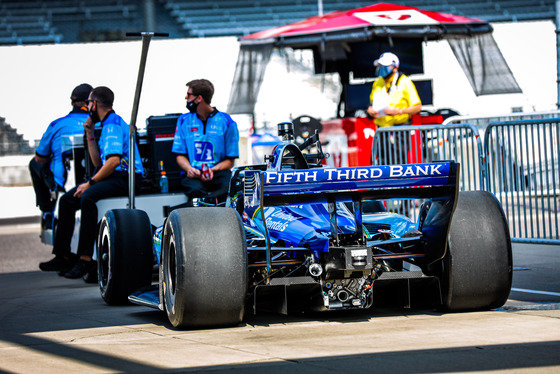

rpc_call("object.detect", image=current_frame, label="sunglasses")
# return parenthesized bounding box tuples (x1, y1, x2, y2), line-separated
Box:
(186, 92, 199, 99)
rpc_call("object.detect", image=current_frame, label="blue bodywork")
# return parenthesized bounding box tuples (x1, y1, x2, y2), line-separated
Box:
(146, 139, 459, 313)
(152, 202, 415, 265)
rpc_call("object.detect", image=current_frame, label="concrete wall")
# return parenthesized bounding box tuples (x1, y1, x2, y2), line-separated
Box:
(0, 155, 32, 187)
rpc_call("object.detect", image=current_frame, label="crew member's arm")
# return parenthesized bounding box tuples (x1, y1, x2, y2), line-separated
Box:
(207, 116, 239, 181)
(34, 121, 56, 163)
(367, 106, 378, 118)
(385, 77, 422, 118)
(203, 158, 235, 181)
(176, 154, 201, 179)
(73, 155, 120, 197)
(34, 155, 49, 163)
(367, 83, 378, 118)
(384, 103, 422, 116)
(84, 117, 102, 168)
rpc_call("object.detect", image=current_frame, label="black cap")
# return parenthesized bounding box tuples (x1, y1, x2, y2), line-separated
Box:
(71, 83, 93, 102)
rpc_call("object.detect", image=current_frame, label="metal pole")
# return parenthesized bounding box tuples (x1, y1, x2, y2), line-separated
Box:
(318, 0, 323, 16)
(128, 33, 152, 209)
(126, 32, 168, 209)
(556, 0, 560, 108)
(142, 0, 156, 32)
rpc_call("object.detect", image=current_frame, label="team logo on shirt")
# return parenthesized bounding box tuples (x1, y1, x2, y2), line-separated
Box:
(194, 141, 214, 162)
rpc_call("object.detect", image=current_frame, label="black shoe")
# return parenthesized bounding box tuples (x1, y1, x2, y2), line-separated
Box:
(41, 212, 54, 230)
(82, 261, 98, 284)
(64, 259, 95, 279)
(39, 256, 76, 273)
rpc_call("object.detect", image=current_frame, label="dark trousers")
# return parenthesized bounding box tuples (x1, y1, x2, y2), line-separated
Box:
(52, 171, 129, 259)
(29, 158, 60, 213)
(181, 170, 232, 200)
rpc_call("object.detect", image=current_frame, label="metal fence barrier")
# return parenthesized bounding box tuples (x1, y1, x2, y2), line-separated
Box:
(484, 119, 559, 244)
(371, 119, 560, 244)
(443, 110, 560, 132)
(372, 123, 484, 219)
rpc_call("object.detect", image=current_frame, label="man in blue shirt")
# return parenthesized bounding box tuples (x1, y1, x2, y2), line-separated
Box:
(39, 86, 144, 279)
(29, 83, 92, 229)
(172, 79, 239, 203)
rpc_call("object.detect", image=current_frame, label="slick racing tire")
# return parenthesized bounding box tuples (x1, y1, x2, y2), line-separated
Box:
(97, 209, 154, 305)
(441, 191, 512, 311)
(161, 207, 247, 328)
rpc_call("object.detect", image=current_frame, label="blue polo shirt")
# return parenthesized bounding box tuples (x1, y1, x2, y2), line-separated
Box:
(97, 111, 144, 175)
(172, 109, 239, 169)
(36, 109, 89, 188)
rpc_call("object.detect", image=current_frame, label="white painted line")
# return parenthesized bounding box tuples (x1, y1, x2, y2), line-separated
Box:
(511, 288, 560, 297)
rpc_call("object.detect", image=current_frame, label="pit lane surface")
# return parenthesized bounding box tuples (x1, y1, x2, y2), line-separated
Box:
(1, 218, 559, 373)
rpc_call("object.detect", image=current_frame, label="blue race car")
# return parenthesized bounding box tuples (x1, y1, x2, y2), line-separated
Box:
(96, 122, 512, 329)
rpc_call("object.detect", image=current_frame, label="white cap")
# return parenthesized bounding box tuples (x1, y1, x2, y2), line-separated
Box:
(374, 52, 399, 67)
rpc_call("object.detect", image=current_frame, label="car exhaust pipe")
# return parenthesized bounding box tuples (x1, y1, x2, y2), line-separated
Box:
(309, 263, 323, 277)
(337, 289, 350, 302)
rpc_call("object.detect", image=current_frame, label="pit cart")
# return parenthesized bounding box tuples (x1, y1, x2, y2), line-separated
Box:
(97, 122, 512, 328)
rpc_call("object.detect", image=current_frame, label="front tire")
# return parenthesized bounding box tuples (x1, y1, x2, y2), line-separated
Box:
(441, 191, 512, 311)
(97, 209, 153, 305)
(161, 207, 247, 328)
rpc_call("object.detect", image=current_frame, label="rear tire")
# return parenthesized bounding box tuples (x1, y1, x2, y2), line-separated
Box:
(161, 207, 247, 328)
(441, 191, 512, 311)
(97, 209, 153, 305)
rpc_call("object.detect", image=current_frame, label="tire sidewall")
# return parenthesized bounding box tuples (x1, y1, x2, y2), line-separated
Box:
(162, 213, 185, 327)
(442, 191, 512, 311)
(97, 209, 153, 305)
(161, 208, 247, 328)
(98, 213, 118, 303)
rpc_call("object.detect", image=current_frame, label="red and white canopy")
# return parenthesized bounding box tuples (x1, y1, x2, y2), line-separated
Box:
(229, 3, 519, 115)
(241, 2, 492, 46)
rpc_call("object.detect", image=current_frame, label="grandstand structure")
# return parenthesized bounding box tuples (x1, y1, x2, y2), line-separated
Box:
(0, 117, 34, 156)
(166, 0, 557, 38)
(0, 0, 556, 45)
(0, 0, 178, 44)
(0, 0, 556, 155)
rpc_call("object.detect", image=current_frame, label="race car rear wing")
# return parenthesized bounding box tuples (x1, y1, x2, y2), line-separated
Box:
(244, 161, 458, 209)
(233, 133, 461, 273)
(241, 159, 459, 272)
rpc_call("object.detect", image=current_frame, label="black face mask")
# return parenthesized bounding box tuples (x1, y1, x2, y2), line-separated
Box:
(186, 99, 198, 113)
(89, 107, 101, 124)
